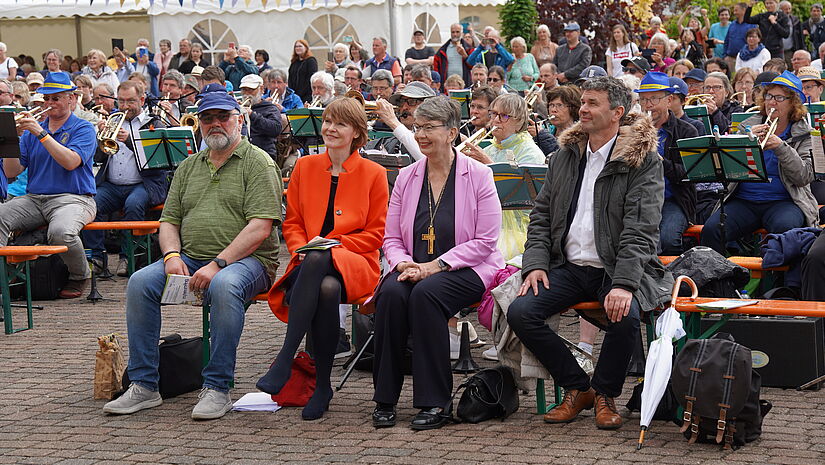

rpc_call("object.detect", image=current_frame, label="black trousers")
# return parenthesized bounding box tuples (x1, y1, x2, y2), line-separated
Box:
(802, 233, 825, 301)
(372, 268, 484, 409)
(506, 263, 640, 398)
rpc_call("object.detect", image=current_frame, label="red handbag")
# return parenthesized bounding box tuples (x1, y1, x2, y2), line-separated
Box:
(270, 352, 316, 407)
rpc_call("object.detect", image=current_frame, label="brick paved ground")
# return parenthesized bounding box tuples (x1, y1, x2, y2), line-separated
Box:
(1, 249, 825, 464)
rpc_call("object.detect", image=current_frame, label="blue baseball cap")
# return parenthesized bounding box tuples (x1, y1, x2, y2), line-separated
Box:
(761, 70, 806, 102)
(197, 91, 240, 114)
(36, 71, 76, 95)
(684, 68, 707, 83)
(668, 77, 689, 97)
(634, 71, 675, 93)
(564, 22, 580, 31)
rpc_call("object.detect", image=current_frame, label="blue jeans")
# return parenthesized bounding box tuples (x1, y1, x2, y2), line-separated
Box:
(125, 254, 271, 393)
(82, 181, 149, 258)
(701, 198, 805, 254)
(659, 199, 689, 255)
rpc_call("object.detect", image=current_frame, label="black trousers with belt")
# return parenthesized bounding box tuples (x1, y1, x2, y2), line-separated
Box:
(372, 268, 484, 409)
(506, 263, 641, 398)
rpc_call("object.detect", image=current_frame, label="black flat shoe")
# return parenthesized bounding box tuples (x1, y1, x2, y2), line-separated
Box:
(410, 406, 452, 431)
(372, 403, 396, 428)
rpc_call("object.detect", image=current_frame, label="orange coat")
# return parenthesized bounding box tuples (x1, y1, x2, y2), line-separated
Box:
(268, 151, 389, 322)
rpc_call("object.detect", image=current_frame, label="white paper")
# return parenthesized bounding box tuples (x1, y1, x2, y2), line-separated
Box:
(232, 392, 282, 412)
(160, 274, 199, 305)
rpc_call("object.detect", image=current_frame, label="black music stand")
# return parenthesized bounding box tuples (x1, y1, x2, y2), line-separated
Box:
(0, 112, 21, 158)
(674, 135, 767, 248)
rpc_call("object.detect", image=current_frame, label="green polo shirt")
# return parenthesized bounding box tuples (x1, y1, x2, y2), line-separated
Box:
(160, 138, 283, 280)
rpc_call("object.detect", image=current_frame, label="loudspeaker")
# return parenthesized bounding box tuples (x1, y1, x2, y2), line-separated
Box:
(700, 316, 825, 388)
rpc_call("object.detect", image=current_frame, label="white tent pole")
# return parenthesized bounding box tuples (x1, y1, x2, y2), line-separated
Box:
(387, 0, 397, 58)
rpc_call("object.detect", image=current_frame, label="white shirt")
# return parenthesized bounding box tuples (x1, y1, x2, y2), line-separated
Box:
(605, 43, 638, 78)
(563, 134, 618, 268)
(812, 59, 823, 72)
(0, 57, 17, 79)
(107, 110, 149, 185)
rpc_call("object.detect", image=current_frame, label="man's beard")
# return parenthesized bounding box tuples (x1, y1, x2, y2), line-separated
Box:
(205, 129, 239, 151)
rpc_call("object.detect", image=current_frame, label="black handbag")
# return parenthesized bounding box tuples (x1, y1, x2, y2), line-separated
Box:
(451, 365, 519, 423)
(121, 334, 203, 399)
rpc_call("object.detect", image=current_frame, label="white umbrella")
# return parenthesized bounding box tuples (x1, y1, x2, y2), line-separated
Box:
(637, 275, 697, 450)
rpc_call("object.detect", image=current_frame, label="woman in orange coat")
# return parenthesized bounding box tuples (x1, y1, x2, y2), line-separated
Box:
(257, 98, 388, 420)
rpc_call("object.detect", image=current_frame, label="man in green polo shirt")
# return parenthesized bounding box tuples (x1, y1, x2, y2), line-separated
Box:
(104, 89, 283, 420)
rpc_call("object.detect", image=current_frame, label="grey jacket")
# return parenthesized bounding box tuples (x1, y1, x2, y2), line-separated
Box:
(731, 114, 818, 227)
(521, 113, 674, 313)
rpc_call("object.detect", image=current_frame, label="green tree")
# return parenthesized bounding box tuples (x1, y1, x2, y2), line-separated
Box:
(499, 0, 539, 46)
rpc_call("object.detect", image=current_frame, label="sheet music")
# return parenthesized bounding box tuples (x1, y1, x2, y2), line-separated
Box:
(812, 132, 825, 176)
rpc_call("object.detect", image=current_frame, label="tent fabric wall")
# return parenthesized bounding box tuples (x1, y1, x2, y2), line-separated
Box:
(0, 18, 78, 60)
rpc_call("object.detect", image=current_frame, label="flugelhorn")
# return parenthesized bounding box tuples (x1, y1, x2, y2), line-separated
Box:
(15, 106, 51, 125)
(97, 111, 126, 155)
(684, 94, 713, 105)
(759, 108, 778, 149)
(456, 125, 497, 153)
(524, 82, 545, 109)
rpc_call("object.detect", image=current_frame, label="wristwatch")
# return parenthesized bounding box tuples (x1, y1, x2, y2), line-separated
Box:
(437, 259, 450, 272)
(212, 258, 227, 268)
(37, 130, 49, 141)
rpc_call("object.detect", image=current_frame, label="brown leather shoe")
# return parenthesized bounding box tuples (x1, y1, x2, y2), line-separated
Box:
(59, 279, 88, 299)
(543, 388, 595, 424)
(594, 393, 623, 430)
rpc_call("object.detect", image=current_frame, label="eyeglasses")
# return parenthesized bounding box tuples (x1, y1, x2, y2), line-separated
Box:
(398, 97, 423, 106)
(763, 93, 790, 102)
(42, 95, 65, 102)
(0, 90, 12, 96)
(489, 111, 512, 121)
(487, 77, 501, 83)
(803, 83, 822, 92)
(622, 67, 643, 74)
(371, 85, 390, 92)
(638, 95, 668, 105)
(14, 95, 24, 99)
(547, 103, 569, 110)
(412, 124, 446, 133)
(200, 112, 238, 124)
(704, 85, 725, 92)
(469, 103, 488, 111)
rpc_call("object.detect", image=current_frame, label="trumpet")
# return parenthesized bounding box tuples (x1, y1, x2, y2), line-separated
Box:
(524, 82, 545, 110)
(456, 125, 497, 154)
(180, 113, 199, 133)
(745, 105, 760, 112)
(97, 111, 126, 155)
(307, 95, 323, 108)
(684, 94, 713, 105)
(15, 106, 52, 125)
(758, 108, 779, 149)
(459, 116, 477, 132)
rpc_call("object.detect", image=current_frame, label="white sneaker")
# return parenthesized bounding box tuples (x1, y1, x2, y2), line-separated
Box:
(191, 387, 233, 420)
(482, 346, 499, 361)
(102, 383, 162, 415)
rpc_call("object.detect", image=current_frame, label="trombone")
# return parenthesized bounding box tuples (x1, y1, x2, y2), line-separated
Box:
(97, 111, 126, 155)
(456, 125, 497, 154)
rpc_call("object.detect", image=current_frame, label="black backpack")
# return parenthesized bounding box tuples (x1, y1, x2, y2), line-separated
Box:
(671, 333, 771, 450)
(9, 229, 68, 300)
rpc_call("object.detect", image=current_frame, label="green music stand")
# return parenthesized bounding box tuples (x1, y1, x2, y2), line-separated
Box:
(684, 104, 712, 135)
(490, 162, 547, 210)
(675, 134, 767, 245)
(286, 108, 324, 138)
(138, 128, 197, 170)
(449, 89, 471, 120)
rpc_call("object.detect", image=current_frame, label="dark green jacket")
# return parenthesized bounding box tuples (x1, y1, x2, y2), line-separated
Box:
(521, 113, 675, 312)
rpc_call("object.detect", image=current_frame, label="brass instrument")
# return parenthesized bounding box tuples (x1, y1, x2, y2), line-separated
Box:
(745, 105, 760, 112)
(180, 113, 199, 133)
(307, 95, 324, 108)
(524, 82, 545, 109)
(97, 111, 126, 155)
(345, 90, 397, 121)
(730, 91, 748, 106)
(456, 125, 497, 154)
(14, 106, 51, 125)
(684, 94, 713, 105)
(459, 116, 477, 132)
(758, 108, 779, 149)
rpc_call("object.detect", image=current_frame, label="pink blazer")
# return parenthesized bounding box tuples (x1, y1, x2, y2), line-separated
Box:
(383, 152, 504, 290)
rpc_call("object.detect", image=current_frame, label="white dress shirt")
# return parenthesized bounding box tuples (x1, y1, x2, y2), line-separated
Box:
(107, 110, 149, 185)
(563, 134, 618, 268)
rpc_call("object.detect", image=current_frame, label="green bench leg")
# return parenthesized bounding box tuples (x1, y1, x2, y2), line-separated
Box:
(202, 299, 253, 388)
(2, 258, 34, 335)
(535, 378, 563, 414)
(123, 231, 154, 277)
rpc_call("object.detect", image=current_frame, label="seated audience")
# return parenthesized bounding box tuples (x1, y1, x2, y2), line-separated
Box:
(103, 90, 283, 419)
(545, 85, 581, 136)
(371, 96, 503, 430)
(736, 28, 772, 73)
(258, 98, 388, 420)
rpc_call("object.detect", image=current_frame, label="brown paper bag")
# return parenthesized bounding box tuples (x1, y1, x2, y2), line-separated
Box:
(93, 333, 126, 400)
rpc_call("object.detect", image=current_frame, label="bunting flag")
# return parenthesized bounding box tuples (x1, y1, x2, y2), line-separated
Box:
(288, 0, 293, 7)
(244, 0, 251, 6)
(119, 0, 125, 6)
(192, 0, 197, 7)
(300, 0, 305, 7)
(218, 0, 224, 7)
(262, 0, 267, 7)
(162, 0, 168, 6)
(178, 0, 183, 6)
(231, 0, 238, 6)
(148, 0, 154, 6)
(275, 0, 281, 7)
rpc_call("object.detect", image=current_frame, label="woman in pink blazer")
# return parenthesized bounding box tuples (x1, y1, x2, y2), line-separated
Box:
(371, 96, 504, 430)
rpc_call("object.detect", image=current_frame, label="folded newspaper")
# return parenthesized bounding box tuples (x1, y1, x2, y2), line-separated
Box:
(696, 299, 759, 311)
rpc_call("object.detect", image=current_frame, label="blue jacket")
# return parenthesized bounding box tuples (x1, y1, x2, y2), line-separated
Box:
(467, 44, 514, 69)
(219, 58, 258, 90)
(724, 20, 758, 58)
(135, 61, 160, 97)
(761, 227, 822, 287)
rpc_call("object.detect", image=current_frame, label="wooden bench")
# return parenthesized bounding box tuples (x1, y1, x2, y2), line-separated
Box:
(1, 245, 69, 334)
(682, 225, 769, 239)
(82, 221, 160, 276)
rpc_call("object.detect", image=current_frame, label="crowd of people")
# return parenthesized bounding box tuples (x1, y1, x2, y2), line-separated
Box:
(1, 0, 824, 435)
